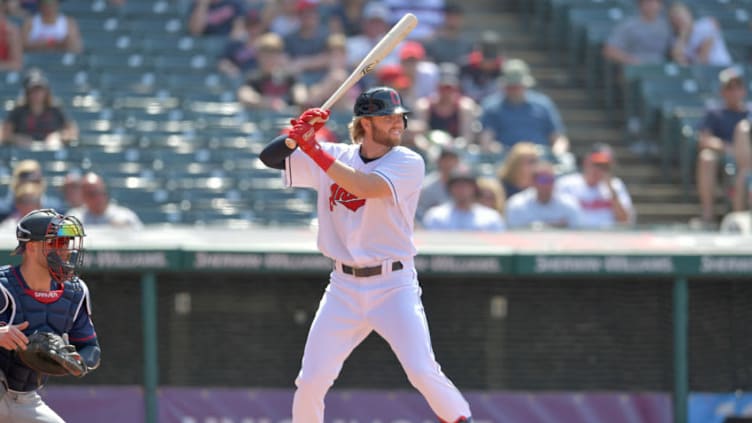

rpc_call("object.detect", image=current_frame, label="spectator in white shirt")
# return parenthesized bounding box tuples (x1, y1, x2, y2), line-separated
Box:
(556, 143, 635, 228)
(67, 172, 143, 229)
(506, 161, 582, 229)
(422, 169, 505, 231)
(417, 146, 462, 220)
(668, 2, 732, 66)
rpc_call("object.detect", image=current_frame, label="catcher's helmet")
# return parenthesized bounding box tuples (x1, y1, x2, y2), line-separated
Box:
(354, 86, 410, 117)
(13, 209, 86, 282)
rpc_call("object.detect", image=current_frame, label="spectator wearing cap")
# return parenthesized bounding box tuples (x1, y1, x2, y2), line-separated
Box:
(67, 172, 143, 229)
(0, 159, 62, 218)
(556, 144, 635, 229)
(283, 0, 330, 85)
(422, 168, 506, 231)
(460, 30, 503, 102)
(413, 62, 480, 142)
(506, 161, 581, 229)
(668, 2, 732, 66)
(603, 0, 671, 66)
(1, 68, 78, 147)
(21, 0, 82, 53)
(237, 32, 307, 111)
(0, 0, 23, 71)
(423, 3, 473, 64)
(217, 9, 267, 79)
(417, 146, 462, 220)
(695, 67, 750, 224)
(346, 1, 400, 80)
(375, 63, 411, 94)
(188, 0, 246, 37)
(479, 59, 569, 159)
(398, 41, 439, 110)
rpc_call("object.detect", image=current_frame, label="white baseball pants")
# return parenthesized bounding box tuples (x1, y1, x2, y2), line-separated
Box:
(292, 264, 471, 422)
(0, 389, 65, 423)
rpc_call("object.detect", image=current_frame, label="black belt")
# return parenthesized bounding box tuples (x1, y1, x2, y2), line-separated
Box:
(341, 261, 403, 277)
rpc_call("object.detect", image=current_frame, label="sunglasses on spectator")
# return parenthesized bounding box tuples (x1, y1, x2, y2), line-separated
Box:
(18, 171, 42, 181)
(534, 174, 555, 185)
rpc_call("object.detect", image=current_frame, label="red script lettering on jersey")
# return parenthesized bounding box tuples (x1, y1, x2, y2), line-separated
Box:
(329, 183, 366, 212)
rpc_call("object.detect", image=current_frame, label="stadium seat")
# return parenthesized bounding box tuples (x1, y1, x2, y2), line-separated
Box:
(118, 0, 176, 19)
(61, 0, 117, 18)
(564, 6, 625, 88)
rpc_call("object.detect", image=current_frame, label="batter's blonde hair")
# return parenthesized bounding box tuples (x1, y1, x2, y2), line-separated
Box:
(348, 116, 366, 144)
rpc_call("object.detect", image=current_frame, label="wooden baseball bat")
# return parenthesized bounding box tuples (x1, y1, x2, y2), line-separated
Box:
(286, 13, 418, 149)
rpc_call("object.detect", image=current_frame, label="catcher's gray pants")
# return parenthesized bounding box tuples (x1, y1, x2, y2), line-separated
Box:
(0, 387, 65, 423)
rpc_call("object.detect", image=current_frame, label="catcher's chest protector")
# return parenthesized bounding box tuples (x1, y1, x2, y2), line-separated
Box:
(0, 270, 84, 334)
(0, 267, 85, 391)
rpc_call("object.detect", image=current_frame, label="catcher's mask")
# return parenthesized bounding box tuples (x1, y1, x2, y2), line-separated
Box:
(13, 209, 86, 283)
(354, 86, 410, 129)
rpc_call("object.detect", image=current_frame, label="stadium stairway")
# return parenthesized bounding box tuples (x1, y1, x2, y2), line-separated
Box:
(467, 0, 726, 227)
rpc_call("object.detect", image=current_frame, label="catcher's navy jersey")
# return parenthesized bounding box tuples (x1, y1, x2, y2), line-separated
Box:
(0, 265, 97, 391)
(0, 266, 96, 344)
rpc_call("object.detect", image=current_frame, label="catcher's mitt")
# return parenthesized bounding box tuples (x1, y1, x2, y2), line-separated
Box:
(17, 332, 87, 377)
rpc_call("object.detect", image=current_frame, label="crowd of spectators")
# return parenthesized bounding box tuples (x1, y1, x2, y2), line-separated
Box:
(186, 0, 634, 231)
(1, 0, 750, 231)
(602, 0, 751, 228)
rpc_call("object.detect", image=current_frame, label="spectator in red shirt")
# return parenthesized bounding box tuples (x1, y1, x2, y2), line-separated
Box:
(0, 0, 22, 70)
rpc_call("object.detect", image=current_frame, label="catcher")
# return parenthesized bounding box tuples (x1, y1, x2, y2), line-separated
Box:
(0, 209, 100, 422)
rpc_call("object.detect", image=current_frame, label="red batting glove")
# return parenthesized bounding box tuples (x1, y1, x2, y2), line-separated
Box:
(297, 108, 330, 132)
(288, 121, 336, 172)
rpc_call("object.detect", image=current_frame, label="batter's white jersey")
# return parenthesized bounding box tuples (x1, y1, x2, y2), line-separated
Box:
(284, 142, 424, 266)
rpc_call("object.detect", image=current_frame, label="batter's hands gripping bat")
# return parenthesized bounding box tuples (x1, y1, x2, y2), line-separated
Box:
(286, 13, 418, 149)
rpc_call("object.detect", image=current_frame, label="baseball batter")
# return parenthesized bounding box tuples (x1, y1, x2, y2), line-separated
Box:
(260, 86, 473, 423)
(0, 209, 100, 422)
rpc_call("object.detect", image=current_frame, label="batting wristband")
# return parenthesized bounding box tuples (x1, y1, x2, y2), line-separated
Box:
(306, 143, 336, 172)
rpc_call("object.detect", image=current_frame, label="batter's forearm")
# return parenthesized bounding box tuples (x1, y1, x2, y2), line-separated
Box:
(326, 161, 391, 199)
